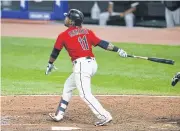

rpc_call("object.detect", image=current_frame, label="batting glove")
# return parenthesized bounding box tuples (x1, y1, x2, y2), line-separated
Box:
(45, 63, 57, 75)
(118, 49, 127, 58)
(171, 72, 180, 86)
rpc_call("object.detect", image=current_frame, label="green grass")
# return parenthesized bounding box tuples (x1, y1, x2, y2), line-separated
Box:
(1, 36, 180, 95)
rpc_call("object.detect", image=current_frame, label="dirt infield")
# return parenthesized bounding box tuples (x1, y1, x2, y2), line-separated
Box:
(1, 20, 180, 131)
(1, 95, 180, 131)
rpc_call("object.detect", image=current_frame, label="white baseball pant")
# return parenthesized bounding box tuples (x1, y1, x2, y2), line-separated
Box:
(56, 57, 111, 120)
(165, 7, 180, 28)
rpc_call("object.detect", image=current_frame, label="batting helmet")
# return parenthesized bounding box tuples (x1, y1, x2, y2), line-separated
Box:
(64, 9, 84, 26)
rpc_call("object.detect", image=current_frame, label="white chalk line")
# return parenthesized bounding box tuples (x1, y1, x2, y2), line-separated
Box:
(1, 124, 40, 126)
(1, 94, 180, 98)
(52, 126, 81, 130)
(1, 124, 81, 130)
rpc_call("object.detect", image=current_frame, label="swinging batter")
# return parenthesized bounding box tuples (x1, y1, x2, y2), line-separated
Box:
(45, 9, 127, 126)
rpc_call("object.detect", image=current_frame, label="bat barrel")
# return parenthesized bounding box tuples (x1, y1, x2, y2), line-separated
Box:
(148, 57, 175, 65)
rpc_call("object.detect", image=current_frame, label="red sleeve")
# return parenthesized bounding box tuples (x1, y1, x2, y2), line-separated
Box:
(89, 30, 101, 46)
(54, 33, 64, 50)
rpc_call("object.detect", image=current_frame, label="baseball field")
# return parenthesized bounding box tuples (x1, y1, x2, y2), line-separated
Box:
(1, 21, 180, 131)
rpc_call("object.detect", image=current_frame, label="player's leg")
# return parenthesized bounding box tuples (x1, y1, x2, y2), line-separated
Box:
(173, 8, 180, 26)
(49, 73, 76, 121)
(99, 12, 110, 26)
(165, 7, 175, 28)
(74, 60, 112, 125)
(124, 13, 134, 27)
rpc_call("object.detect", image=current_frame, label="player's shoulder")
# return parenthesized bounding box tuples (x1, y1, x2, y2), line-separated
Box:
(85, 28, 94, 34)
(85, 28, 92, 32)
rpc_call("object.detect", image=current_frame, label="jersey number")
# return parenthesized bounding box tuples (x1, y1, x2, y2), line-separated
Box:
(78, 35, 89, 50)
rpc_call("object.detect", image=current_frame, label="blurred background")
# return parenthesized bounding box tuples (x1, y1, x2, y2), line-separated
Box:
(1, 1, 180, 97)
(1, 0, 180, 28)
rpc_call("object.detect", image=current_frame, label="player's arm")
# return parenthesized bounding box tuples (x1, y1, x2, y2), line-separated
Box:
(45, 48, 61, 75)
(48, 48, 61, 64)
(97, 40, 127, 57)
(89, 30, 127, 57)
(45, 34, 64, 75)
(120, 2, 139, 17)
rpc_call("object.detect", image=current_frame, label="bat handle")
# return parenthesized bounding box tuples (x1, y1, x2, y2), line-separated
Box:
(127, 54, 134, 57)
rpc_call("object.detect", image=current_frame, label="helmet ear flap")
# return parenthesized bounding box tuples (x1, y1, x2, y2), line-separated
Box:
(74, 19, 82, 26)
(70, 20, 75, 26)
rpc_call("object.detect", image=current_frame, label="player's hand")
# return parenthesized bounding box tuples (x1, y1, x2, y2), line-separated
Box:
(118, 49, 127, 58)
(171, 72, 180, 86)
(45, 63, 57, 75)
(119, 13, 124, 17)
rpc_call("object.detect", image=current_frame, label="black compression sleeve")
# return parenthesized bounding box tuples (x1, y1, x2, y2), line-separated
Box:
(97, 40, 109, 49)
(50, 48, 61, 59)
(98, 40, 120, 52)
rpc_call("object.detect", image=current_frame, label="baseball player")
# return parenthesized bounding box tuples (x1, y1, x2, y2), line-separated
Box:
(45, 9, 127, 126)
(171, 72, 180, 86)
(163, 1, 180, 28)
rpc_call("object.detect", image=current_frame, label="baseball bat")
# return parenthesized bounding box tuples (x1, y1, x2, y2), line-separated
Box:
(127, 55, 175, 65)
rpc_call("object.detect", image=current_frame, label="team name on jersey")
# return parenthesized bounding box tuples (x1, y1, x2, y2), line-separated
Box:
(68, 29, 89, 37)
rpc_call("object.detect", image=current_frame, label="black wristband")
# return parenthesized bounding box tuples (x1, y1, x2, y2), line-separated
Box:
(112, 46, 119, 52)
(48, 61, 53, 64)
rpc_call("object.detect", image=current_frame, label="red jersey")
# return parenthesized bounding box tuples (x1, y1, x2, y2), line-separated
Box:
(54, 26, 101, 61)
